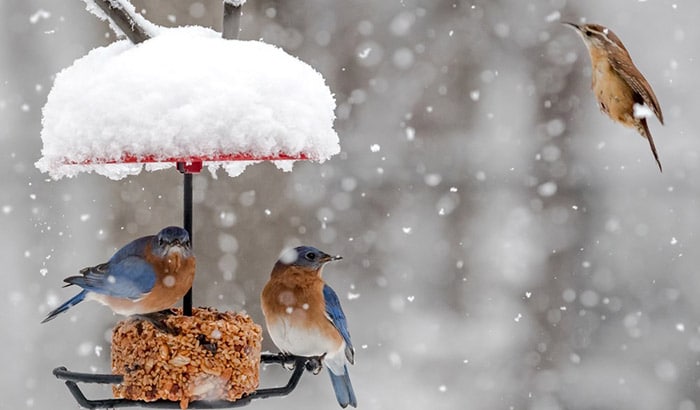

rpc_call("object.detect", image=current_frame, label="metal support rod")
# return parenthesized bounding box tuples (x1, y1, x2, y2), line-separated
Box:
(183, 171, 193, 316)
(222, 2, 242, 40)
(177, 161, 201, 316)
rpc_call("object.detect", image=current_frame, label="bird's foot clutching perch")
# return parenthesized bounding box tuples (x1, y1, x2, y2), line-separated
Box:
(305, 354, 326, 375)
(273, 352, 324, 374)
(132, 311, 179, 335)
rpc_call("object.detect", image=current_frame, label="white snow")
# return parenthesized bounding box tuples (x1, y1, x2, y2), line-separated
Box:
(82, 0, 162, 39)
(537, 181, 558, 197)
(37, 26, 339, 180)
(224, 0, 247, 6)
(29, 9, 51, 24)
(633, 103, 655, 119)
(545, 11, 561, 23)
(405, 126, 415, 140)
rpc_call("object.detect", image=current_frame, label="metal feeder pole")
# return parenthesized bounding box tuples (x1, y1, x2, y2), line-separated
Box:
(177, 161, 202, 316)
(183, 172, 193, 316)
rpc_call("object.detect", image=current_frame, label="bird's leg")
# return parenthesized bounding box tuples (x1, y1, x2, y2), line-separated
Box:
(133, 312, 179, 335)
(305, 353, 326, 375)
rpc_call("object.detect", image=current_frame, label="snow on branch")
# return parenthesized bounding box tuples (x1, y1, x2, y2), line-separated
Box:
(36, 27, 339, 180)
(83, 0, 160, 43)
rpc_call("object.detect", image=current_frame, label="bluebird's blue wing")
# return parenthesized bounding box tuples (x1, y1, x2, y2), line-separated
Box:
(323, 284, 354, 363)
(65, 256, 156, 300)
(109, 236, 154, 263)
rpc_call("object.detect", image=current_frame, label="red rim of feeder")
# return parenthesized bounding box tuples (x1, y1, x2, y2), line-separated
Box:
(63, 152, 310, 173)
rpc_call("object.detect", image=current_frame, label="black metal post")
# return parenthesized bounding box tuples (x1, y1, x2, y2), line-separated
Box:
(182, 170, 193, 316)
(222, 2, 242, 40)
(177, 162, 197, 316)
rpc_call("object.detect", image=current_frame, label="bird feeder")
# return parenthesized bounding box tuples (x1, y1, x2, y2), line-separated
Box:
(39, 0, 339, 408)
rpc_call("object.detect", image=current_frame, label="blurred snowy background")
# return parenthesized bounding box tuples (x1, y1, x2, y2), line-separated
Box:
(3, 0, 700, 409)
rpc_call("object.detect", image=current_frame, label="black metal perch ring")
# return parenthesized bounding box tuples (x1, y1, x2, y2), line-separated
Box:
(53, 354, 316, 409)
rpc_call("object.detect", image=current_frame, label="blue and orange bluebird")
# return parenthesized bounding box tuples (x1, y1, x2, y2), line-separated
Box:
(261, 246, 357, 408)
(42, 226, 195, 323)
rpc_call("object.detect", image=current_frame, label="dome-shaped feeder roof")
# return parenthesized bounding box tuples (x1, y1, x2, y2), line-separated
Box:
(36, 26, 339, 180)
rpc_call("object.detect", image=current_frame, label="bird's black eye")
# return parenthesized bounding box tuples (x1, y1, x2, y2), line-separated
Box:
(584, 29, 592, 36)
(158, 237, 166, 246)
(305, 252, 317, 261)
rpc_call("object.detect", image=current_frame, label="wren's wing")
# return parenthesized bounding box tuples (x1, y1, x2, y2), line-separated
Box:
(609, 49, 664, 124)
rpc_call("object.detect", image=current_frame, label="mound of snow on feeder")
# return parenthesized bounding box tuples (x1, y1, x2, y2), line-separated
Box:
(36, 26, 339, 180)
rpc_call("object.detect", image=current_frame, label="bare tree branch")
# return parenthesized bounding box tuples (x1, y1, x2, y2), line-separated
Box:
(92, 0, 151, 44)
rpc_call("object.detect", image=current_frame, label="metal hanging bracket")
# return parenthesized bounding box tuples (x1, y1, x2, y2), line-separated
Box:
(53, 354, 318, 409)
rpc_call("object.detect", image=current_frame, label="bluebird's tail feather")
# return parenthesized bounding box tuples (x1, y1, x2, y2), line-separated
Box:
(41, 290, 87, 323)
(329, 366, 357, 408)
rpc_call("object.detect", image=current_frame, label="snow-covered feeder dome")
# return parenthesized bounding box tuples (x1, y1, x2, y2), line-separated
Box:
(36, 26, 339, 180)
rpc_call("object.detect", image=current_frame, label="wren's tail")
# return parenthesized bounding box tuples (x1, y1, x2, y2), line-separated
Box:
(328, 365, 357, 408)
(41, 290, 87, 323)
(639, 118, 662, 172)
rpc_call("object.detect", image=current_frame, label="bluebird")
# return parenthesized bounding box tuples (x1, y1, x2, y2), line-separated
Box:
(42, 226, 195, 324)
(261, 246, 357, 408)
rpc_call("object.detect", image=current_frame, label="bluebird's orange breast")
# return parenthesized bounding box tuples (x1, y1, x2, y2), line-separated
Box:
(261, 266, 344, 357)
(99, 245, 195, 315)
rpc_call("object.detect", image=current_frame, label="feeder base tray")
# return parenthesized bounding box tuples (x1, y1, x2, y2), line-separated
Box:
(53, 354, 315, 409)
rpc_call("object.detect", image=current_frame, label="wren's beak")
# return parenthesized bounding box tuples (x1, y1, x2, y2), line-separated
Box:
(320, 253, 343, 264)
(561, 21, 581, 31)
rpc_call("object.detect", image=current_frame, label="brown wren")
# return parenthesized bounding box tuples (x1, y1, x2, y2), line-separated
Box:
(564, 22, 664, 172)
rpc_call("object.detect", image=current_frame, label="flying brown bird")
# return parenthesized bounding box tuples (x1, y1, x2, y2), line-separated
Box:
(564, 22, 664, 172)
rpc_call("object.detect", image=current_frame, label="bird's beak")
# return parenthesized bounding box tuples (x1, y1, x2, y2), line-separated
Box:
(561, 21, 580, 31)
(320, 253, 342, 263)
(165, 239, 190, 250)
